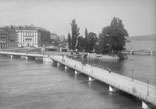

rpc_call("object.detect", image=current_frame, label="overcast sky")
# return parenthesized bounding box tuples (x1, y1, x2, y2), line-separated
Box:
(0, 0, 155, 36)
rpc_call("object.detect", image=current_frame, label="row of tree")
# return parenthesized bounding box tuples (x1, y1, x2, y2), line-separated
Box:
(68, 17, 129, 54)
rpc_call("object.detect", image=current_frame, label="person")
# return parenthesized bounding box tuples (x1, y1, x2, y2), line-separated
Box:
(108, 68, 111, 73)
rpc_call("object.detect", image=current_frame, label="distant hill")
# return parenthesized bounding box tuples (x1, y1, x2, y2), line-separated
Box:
(127, 34, 156, 41)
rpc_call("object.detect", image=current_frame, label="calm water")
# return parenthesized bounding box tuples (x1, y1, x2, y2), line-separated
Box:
(126, 40, 156, 51)
(0, 40, 155, 109)
(0, 56, 142, 109)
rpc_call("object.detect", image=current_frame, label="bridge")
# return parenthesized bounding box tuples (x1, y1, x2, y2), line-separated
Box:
(50, 55, 156, 109)
(0, 51, 156, 108)
(122, 50, 156, 55)
(0, 51, 53, 63)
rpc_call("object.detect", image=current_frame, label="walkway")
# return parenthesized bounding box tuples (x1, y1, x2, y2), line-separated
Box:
(51, 55, 156, 107)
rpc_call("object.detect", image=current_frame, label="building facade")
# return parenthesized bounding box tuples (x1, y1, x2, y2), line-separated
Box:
(0, 27, 17, 50)
(0, 25, 51, 48)
(15, 27, 38, 47)
(0, 28, 9, 49)
(58, 35, 66, 42)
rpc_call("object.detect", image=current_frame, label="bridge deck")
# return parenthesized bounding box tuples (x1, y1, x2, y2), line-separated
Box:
(0, 51, 44, 57)
(51, 55, 156, 106)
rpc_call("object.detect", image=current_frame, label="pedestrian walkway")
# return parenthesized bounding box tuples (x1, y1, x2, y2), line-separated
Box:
(51, 55, 156, 107)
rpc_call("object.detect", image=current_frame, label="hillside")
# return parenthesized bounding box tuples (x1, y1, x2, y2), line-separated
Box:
(127, 34, 156, 41)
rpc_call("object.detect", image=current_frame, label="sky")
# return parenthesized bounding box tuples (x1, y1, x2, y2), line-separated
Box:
(0, 0, 155, 37)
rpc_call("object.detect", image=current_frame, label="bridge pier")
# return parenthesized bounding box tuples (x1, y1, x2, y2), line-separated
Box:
(142, 101, 149, 109)
(75, 70, 78, 75)
(52, 61, 57, 66)
(88, 76, 93, 81)
(109, 86, 115, 92)
(57, 63, 60, 67)
(25, 56, 28, 60)
(151, 50, 153, 56)
(130, 49, 133, 55)
(65, 66, 68, 71)
(27, 56, 36, 60)
(10, 55, 13, 59)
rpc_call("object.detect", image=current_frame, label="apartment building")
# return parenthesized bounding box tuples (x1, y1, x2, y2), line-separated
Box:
(0, 27, 17, 50)
(15, 26, 38, 47)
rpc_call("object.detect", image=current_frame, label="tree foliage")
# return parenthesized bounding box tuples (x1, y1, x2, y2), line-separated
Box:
(77, 36, 86, 52)
(96, 17, 128, 54)
(38, 30, 51, 46)
(70, 19, 80, 51)
(85, 32, 97, 52)
(84, 28, 88, 52)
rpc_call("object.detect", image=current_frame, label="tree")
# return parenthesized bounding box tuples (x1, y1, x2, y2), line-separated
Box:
(84, 29, 98, 52)
(96, 17, 128, 54)
(70, 19, 80, 51)
(84, 28, 88, 52)
(86, 32, 97, 52)
(77, 36, 86, 51)
(68, 33, 72, 50)
(96, 26, 111, 54)
(38, 30, 51, 46)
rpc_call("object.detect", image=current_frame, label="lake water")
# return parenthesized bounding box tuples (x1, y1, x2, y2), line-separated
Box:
(126, 40, 156, 51)
(0, 56, 143, 109)
(0, 40, 155, 109)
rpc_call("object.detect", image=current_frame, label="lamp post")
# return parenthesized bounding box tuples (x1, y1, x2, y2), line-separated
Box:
(147, 80, 149, 96)
(132, 68, 134, 81)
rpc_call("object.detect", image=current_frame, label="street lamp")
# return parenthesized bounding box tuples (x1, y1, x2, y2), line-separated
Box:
(147, 80, 149, 96)
(132, 68, 134, 81)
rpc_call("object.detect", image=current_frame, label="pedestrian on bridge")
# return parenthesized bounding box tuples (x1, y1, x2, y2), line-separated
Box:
(108, 68, 111, 74)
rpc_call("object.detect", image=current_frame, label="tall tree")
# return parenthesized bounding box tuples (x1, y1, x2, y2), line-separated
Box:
(84, 28, 88, 52)
(86, 32, 97, 52)
(96, 17, 128, 54)
(68, 33, 72, 50)
(77, 36, 86, 52)
(71, 19, 80, 51)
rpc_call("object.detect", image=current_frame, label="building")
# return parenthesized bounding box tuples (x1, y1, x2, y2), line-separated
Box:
(0, 28, 9, 49)
(0, 27, 18, 50)
(58, 35, 66, 42)
(50, 33, 57, 40)
(0, 25, 51, 48)
(13, 25, 51, 48)
(15, 26, 38, 47)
